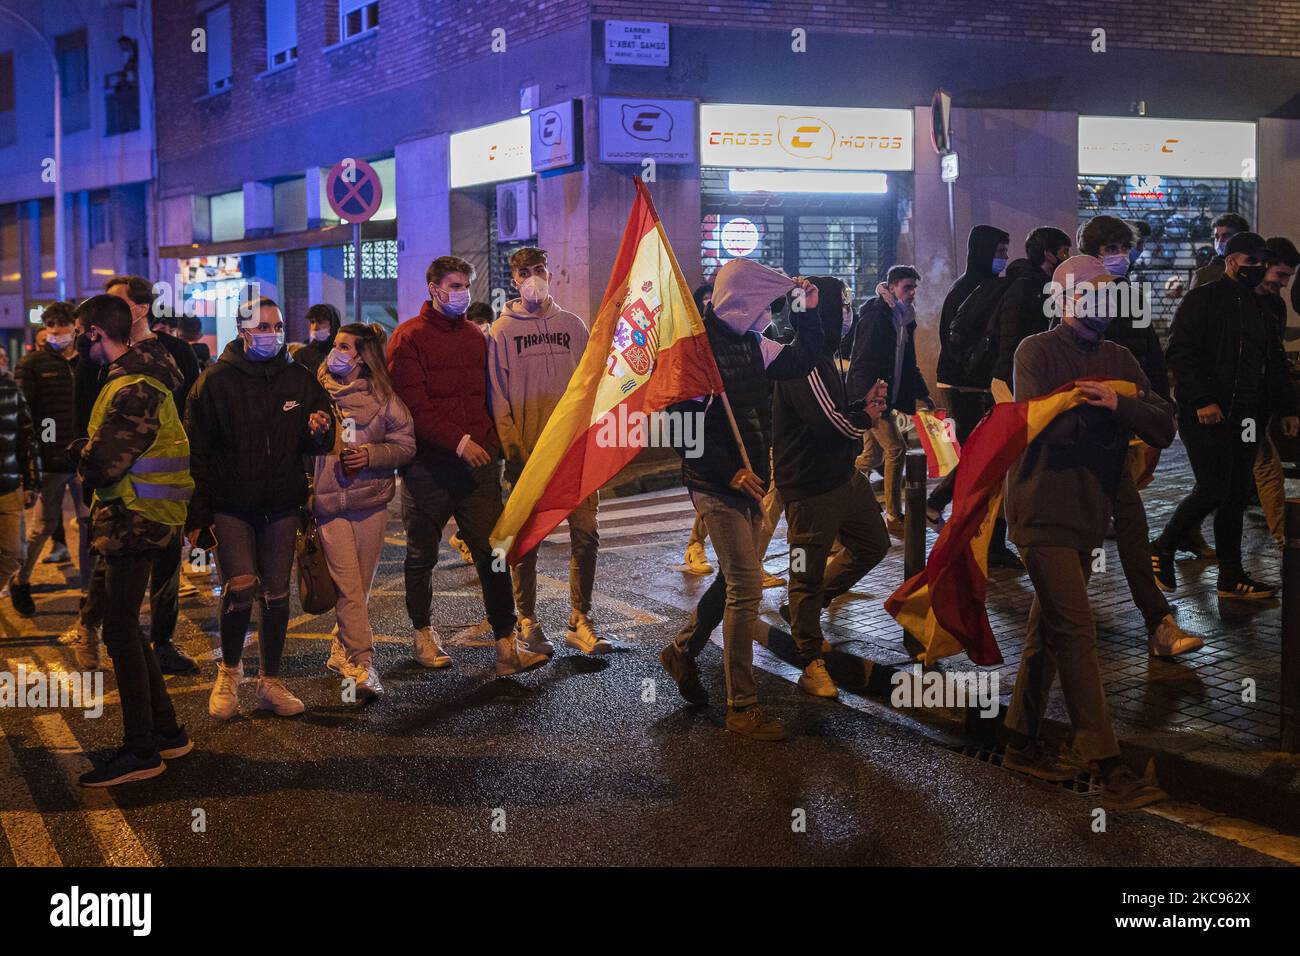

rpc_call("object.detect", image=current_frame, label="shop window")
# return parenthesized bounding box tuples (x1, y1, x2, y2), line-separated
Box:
(341, 0, 379, 42)
(1078, 174, 1257, 338)
(0, 51, 15, 147)
(343, 239, 398, 280)
(266, 0, 298, 68)
(206, 5, 233, 93)
(55, 29, 89, 133)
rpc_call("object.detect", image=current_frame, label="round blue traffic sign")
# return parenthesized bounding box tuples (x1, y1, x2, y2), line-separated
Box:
(326, 158, 383, 224)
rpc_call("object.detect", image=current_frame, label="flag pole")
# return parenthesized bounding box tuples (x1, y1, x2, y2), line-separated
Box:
(718, 391, 754, 472)
(631, 179, 754, 476)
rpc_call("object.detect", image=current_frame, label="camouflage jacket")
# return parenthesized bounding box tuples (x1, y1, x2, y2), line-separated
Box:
(77, 338, 185, 555)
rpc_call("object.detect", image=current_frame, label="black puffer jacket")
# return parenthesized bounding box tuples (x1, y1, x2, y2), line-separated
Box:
(848, 294, 931, 413)
(184, 339, 336, 531)
(0, 370, 40, 496)
(16, 346, 78, 473)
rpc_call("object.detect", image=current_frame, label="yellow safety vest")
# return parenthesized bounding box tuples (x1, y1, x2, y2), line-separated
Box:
(87, 373, 194, 528)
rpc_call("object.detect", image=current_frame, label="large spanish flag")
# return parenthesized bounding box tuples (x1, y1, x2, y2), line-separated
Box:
(885, 378, 1140, 665)
(491, 179, 724, 563)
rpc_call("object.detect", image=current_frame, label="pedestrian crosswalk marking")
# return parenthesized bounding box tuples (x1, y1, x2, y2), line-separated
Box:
(0, 722, 62, 867)
(32, 711, 156, 867)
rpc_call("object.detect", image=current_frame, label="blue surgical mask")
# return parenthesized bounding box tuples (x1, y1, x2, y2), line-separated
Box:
(245, 331, 283, 361)
(311, 327, 331, 343)
(1214, 239, 1228, 257)
(439, 289, 471, 316)
(46, 333, 73, 351)
(1102, 253, 1130, 277)
(991, 257, 1008, 275)
(327, 348, 356, 377)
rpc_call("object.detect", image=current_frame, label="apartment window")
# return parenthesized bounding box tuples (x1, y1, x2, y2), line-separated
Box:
(209, 190, 244, 242)
(89, 195, 112, 247)
(55, 29, 89, 132)
(0, 52, 14, 147)
(340, 0, 379, 41)
(266, 0, 297, 68)
(206, 4, 233, 93)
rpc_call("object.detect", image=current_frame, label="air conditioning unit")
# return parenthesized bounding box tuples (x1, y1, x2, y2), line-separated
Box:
(496, 180, 536, 242)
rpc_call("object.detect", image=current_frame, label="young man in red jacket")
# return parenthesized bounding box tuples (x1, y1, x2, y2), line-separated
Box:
(387, 256, 546, 677)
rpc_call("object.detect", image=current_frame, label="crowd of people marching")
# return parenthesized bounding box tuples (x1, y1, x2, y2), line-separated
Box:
(0, 213, 1295, 810)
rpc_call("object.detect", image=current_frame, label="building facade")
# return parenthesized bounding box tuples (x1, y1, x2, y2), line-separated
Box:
(144, 0, 1300, 386)
(0, 0, 156, 365)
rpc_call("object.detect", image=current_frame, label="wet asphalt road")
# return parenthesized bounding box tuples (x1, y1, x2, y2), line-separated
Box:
(0, 505, 1288, 867)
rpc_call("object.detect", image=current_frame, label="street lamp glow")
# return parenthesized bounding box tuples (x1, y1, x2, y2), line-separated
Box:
(728, 170, 889, 194)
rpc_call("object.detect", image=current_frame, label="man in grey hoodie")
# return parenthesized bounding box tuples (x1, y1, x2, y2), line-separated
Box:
(488, 247, 609, 657)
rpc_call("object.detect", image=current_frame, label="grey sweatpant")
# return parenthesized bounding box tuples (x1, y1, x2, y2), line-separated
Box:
(319, 506, 388, 667)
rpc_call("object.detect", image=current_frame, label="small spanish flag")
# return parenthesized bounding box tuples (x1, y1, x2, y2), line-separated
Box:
(885, 379, 1141, 665)
(491, 179, 725, 564)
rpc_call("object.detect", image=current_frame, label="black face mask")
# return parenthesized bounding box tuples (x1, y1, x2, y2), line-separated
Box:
(75, 335, 94, 363)
(1235, 264, 1268, 288)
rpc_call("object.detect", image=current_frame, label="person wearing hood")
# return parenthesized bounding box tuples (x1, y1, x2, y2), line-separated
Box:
(1153, 232, 1300, 601)
(1190, 213, 1250, 290)
(929, 225, 1017, 563)
(679, 283, 717, 576)
(773, 276, 890, 698)
(294, 303, 342, 376)
(185, 297, 335, 720)
(315, 323, 415, 699)
(72, 294, 193, 787)
(388, 255, 545, 678)
(847, 265, 931, 536)
(488, 246, 610, 657)
(657, 258, 823, 741)
(1001, 255, 1175, 810)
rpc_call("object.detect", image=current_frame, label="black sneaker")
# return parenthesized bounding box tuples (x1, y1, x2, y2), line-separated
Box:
(156, 726, 193, 760)
(154, 643, 198, 674)
(1002, 743, 1079, 782)
(658, 643, 708, 706)
(778, 603, 791, 624)
(1174, 529, 1216, 560)
(7, 576, 34, 617)
(1100, 765, 1167, 811)
(78, 748, 166, 788)
(1216, 575, 1276, 601)
(988, 546, 1024, 571)
(1150, 544, 1176, 593)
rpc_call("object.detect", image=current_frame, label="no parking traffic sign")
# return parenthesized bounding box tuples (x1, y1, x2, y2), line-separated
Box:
(326, 158, 383, 224)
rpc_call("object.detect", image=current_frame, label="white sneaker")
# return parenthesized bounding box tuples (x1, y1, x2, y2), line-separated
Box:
(798, 658, 838, 699)
(73, 629, 103, 671)
(495, 634, 549, 677)
(209, 662, 242, 719)
(256, 676, 305, 716)
(58, 622, 93, 646)
(518, 617, 555, 657)
(340, 660, 384, 699)
(565, 614, 613, 655)
(413, 626, 452, 668)
(683, 542, 713, 575)
(325, 638, 347, 675)
(1149, 614, 1206, 657)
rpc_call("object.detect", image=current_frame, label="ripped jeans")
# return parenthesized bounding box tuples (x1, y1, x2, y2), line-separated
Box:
(213, 510, 299, 677)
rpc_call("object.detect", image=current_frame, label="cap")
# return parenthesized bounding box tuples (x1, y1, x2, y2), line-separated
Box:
(1223, 231, 1274, 260)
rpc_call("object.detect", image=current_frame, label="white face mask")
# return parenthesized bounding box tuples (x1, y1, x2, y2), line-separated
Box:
(519, 275, 549, 306)
(46, 332, 73, 350)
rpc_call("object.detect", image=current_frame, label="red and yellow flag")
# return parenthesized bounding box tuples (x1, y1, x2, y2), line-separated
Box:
(884, 378, 1140, 665)
(491, 179, 724, 563)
